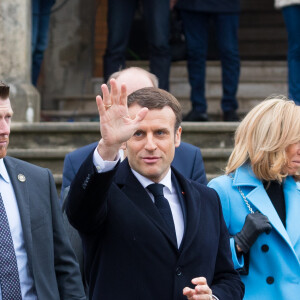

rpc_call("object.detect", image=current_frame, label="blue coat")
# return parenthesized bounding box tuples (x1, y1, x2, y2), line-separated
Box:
(61, 141, 207, 201)
(208, 164, 300, 300)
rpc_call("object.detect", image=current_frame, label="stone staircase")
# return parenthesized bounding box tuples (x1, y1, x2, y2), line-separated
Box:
(8, 122, 238, 196)
(42, 60, 288, 121)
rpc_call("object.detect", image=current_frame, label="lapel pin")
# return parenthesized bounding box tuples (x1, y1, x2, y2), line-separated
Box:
(181, 191, 185, 195)
(18, 174, 26, 182)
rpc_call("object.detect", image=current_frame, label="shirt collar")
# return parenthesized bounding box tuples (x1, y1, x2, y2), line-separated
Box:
(0, 158, 10, 183)
(131, 167, 173, 193)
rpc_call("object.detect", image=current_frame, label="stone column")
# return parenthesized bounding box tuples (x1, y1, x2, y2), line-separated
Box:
(0, 0, 40, 122)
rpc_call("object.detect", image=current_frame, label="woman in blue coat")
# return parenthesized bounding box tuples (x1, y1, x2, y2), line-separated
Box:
(209, 97, 300, 299)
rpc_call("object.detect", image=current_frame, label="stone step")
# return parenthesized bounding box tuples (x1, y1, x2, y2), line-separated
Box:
(9, 122, 236, 194)
(201, 148, 231, 174)
(10, 122, 101, 149)
(240, 11, 284, 27)
(45, 61, 288, 120)
(129, 60, 288, 82)
(171, 81, 287, 99)
(7, 147, 231, 175)
(241, 0, 278, 11)
(10, 122, 237, 149)
(52, 83, 285, 116)
(238, 28, 286, 41)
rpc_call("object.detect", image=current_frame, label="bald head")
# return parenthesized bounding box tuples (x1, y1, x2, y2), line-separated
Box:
(108, 67, 158, 95)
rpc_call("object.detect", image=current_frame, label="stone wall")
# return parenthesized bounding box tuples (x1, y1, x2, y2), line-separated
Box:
(41, 0, 97, 109)
(0, 0, 40, 121)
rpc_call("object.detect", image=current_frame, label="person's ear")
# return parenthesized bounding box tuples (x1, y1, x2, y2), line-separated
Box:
(175, 126, 182, 148)
(120, 142, 126, 150)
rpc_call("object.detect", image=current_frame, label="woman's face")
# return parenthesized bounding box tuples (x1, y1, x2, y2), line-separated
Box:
(285, 142, 300, 175)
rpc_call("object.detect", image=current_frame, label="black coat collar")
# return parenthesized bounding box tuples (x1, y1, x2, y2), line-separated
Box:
(114, 159, 202, 252)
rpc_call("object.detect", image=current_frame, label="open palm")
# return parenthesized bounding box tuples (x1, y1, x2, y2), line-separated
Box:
(96, 79, 148, 147)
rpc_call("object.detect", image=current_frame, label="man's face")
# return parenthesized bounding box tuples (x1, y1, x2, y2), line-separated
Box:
(126, 104, 181, 182)
(0, 98, 12, 158)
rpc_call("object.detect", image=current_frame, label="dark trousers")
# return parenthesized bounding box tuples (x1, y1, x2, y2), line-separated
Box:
(31, 0, 55, 86)
(103, 0, 171, 90)
(282, 5, 300, 105)
(180, 11, 240, 113)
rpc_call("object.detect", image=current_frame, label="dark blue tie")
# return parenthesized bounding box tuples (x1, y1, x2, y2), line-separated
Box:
(0, 193, 22, 300)
(147, 183, 177, 244)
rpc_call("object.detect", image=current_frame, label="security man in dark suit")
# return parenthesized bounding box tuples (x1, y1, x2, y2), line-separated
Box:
(66, 80, 244, 300)
(0, 83, 85, 299)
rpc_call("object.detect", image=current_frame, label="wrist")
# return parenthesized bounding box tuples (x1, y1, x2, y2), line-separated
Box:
(235, 242, 243, 253)
(97, 139, 121, 161)
(234, 234, 248, 253)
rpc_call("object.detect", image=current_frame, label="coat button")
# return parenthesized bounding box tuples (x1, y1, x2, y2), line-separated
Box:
(176, 267, 182, 276)
(261, 244, 269, 252)
(266, 276, 274, 284)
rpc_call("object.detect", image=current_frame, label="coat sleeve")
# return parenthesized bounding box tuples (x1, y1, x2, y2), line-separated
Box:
(173, 142, 207, 184)
(47, 168, 86, 300)
(65, 150, 118, 234)
(191, 147, 207, 185)
(208, 177, 244, 269)
(210, 192, 245, 299)
(61, 153, 75, 202)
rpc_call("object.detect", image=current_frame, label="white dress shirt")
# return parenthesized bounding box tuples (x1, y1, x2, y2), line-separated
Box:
(0, 159, 37, 300)
(93, 149, 185, 247)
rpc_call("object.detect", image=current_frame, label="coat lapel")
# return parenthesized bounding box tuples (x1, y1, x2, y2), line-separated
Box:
(233, 165, 297, 251)
(4, 157, 34, 275)
(172, 169, 201, 252)
(115, 160, 178, 249)
(284, 177, 300, 250)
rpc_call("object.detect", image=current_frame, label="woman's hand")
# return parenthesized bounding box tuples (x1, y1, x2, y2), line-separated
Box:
(234, 211, 272, 253)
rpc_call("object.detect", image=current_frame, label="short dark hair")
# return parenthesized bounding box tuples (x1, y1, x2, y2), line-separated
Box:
(0, 81, 9, 99)
(127, 87, 182, 130)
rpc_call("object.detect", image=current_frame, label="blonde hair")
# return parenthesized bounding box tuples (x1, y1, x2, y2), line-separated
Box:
(226, 96, 300, 182)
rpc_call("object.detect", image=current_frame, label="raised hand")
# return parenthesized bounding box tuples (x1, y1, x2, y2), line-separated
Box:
(96, 79, 148, 160)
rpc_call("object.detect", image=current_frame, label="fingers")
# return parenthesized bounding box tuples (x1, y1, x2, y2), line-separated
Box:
(110, 78, 120, 105)
(119, 83, 127, 106)
(265, 222, 272, 234)
(134, 107, 148, 122)
(191, 277, 207, 286)
(183, 277, 212, 300)
(194, 283, 212, 297)
(183, 287, 195, 298)
(101, 84, 111, 107)
(183, 286, 212, 300)
(96, 95, 105, 117)
(100, 80, 128, 109)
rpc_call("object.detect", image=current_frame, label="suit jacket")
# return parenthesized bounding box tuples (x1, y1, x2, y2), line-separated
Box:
(209, 164, 300, 300)
(66, 152, 244, 300)
(61, 141, 207, 201)
(3, 156, 85, 300)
